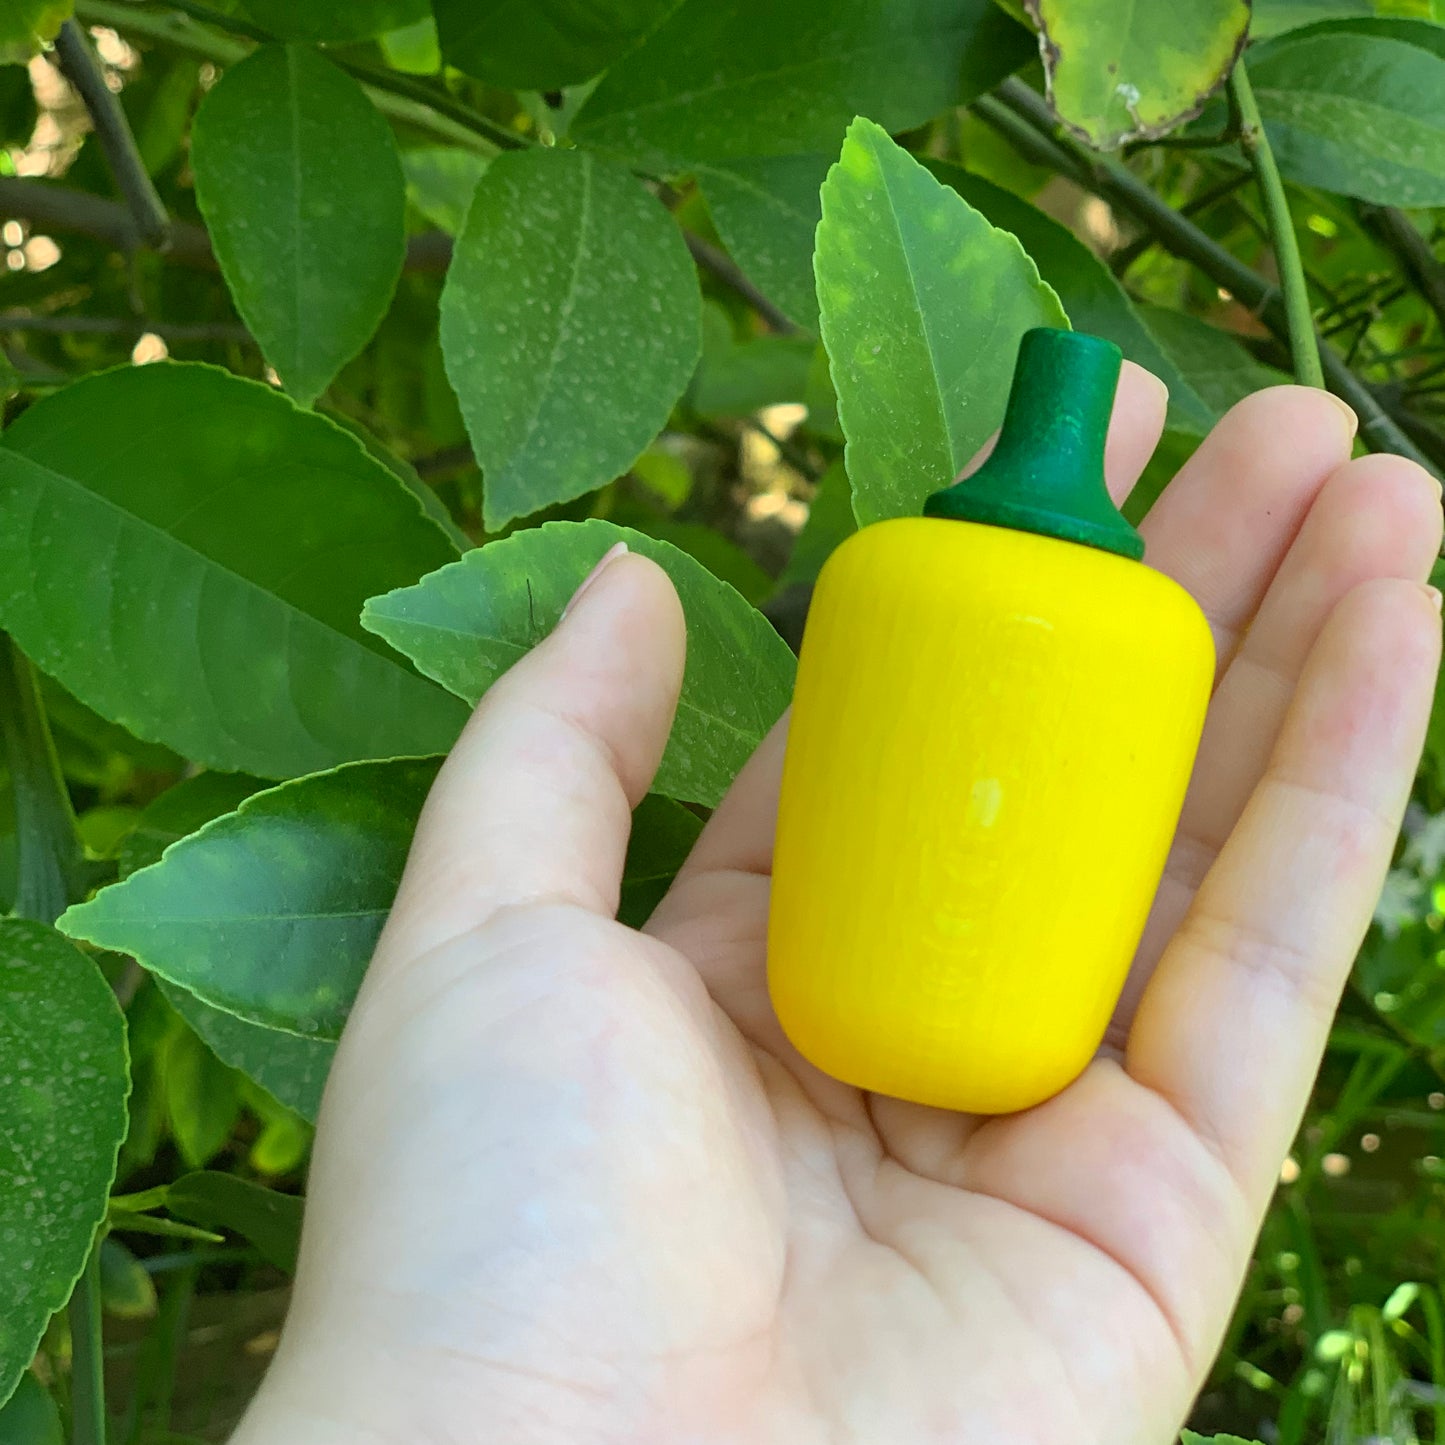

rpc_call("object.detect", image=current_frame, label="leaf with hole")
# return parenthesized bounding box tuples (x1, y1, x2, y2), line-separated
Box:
(363, 519, 795, 805)
(574, 0, 1033, 171)
(192, 45, 406, 406)
(434, 0, 683, 89)
(815, 118, 1067, 526)
(59, 758, 439, 1040)
(0, 364, 468, 780)
(1026, 0, 1250, 148)
(0, 920, 128, 1409)
(441, 148, 701, 530)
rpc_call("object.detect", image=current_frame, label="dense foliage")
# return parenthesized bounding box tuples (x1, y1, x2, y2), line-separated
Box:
(2, 0, 1445, 1440)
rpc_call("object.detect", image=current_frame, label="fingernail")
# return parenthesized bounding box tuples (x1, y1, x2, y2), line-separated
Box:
(1423, 584, 1442, 612)
(561, 541, 628, 619)
(1325, 392, 1359, 439)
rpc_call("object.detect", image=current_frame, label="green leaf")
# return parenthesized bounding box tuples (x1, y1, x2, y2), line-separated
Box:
(780, 458, 857, 586)
(0, 0, 69, 65)
(1026, 0, 1249, 148)
(434, 0, 683, 88)
(1258, 15, 1445, 57)
(1137, 306, 1293, 416)
(98, 1235, 158, 1320)
(617, 794, 701, 927)
(1245, 32, 1445, 205)
(690, 301, 815, 417)
(0, 1374, 61, 1445)
(0, 920, 128, 1408)
(440, 148, 701, 530)
(402, 146, 490, 235)
(363, 518, 795, 805)
(573, 0, 1033, 172)
(163, 1026, 243, 1169)
(697, 153, 831, 331)
(59, 758, 439, 1040)
(158, 978, 334, 1125)
(0, 66, 38, 148)
(192, 45, 406, 406)
(815, 117, 1067, 526)
(0, 364, 469, 779)
(166, 1171, 302, 1274)
(1252, 0, 1374, 38)
(920, 160, 1216, 433)
(380, 15, 441, 74)
(620, 519, 774, 606)
(1356, 920, 1445, 1052)
(119, 773, 265, 880)
(237, 0, 428, 42)
(1180, 1434, 1266, 1445)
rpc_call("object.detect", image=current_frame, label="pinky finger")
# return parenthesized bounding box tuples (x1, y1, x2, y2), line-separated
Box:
(1126, 577, 1441, 1212)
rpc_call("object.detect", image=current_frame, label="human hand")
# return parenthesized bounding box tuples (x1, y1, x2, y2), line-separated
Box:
(233, 373, 1442, 1445)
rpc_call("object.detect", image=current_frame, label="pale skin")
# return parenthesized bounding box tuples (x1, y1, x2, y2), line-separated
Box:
(234, 377, 1443, 1445)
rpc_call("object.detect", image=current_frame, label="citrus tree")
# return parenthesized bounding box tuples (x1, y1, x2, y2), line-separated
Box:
(2, 1, 1445, 1441)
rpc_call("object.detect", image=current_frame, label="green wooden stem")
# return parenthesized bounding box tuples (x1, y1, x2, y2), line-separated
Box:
(66, 1247, 107, 1445)
(1228, 60, 1322, 389)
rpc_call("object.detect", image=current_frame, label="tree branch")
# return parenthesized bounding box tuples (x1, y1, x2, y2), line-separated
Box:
(54, 20, 171, 251)
(1361, 205, 1445, 342)
(0, 313, 252, 341)
(73, 0, 519, 156)
(977, 82, 1440, 479)
(683, 231, 799, 335)
(1229, 60, 1322, 389)
(0, 176, 454, 272)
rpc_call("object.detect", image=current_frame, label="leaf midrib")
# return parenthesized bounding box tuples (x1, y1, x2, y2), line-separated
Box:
(497, 154, 597, 489)
(863, 129, 959, 475)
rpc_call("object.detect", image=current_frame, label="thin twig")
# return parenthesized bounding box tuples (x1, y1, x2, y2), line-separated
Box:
(1110, 172, 1248, 276)
(0, 313, 253, 342)
(977, 82, 1439, 478)
(53, 20, 171, 250)
(1361, 205, 1445, 341)
(1229, 60, 1322, 388)
(0, 176, 454, 271)
(75, 0, 525, 155)
(684, 231, 799, 335)
(72, 0, 497, 155)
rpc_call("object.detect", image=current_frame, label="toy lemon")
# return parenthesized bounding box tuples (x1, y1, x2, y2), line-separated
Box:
(767, 328, 1213, 1114)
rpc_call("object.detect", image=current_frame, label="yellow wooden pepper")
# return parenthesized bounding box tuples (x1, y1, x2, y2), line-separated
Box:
(768, 329, 1213, 1114)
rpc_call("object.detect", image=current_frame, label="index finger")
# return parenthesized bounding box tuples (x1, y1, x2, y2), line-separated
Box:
(1126, 578, 1440, 1207)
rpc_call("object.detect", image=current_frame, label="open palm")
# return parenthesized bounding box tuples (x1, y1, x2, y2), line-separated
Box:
(235, 376, 1442, 1445)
